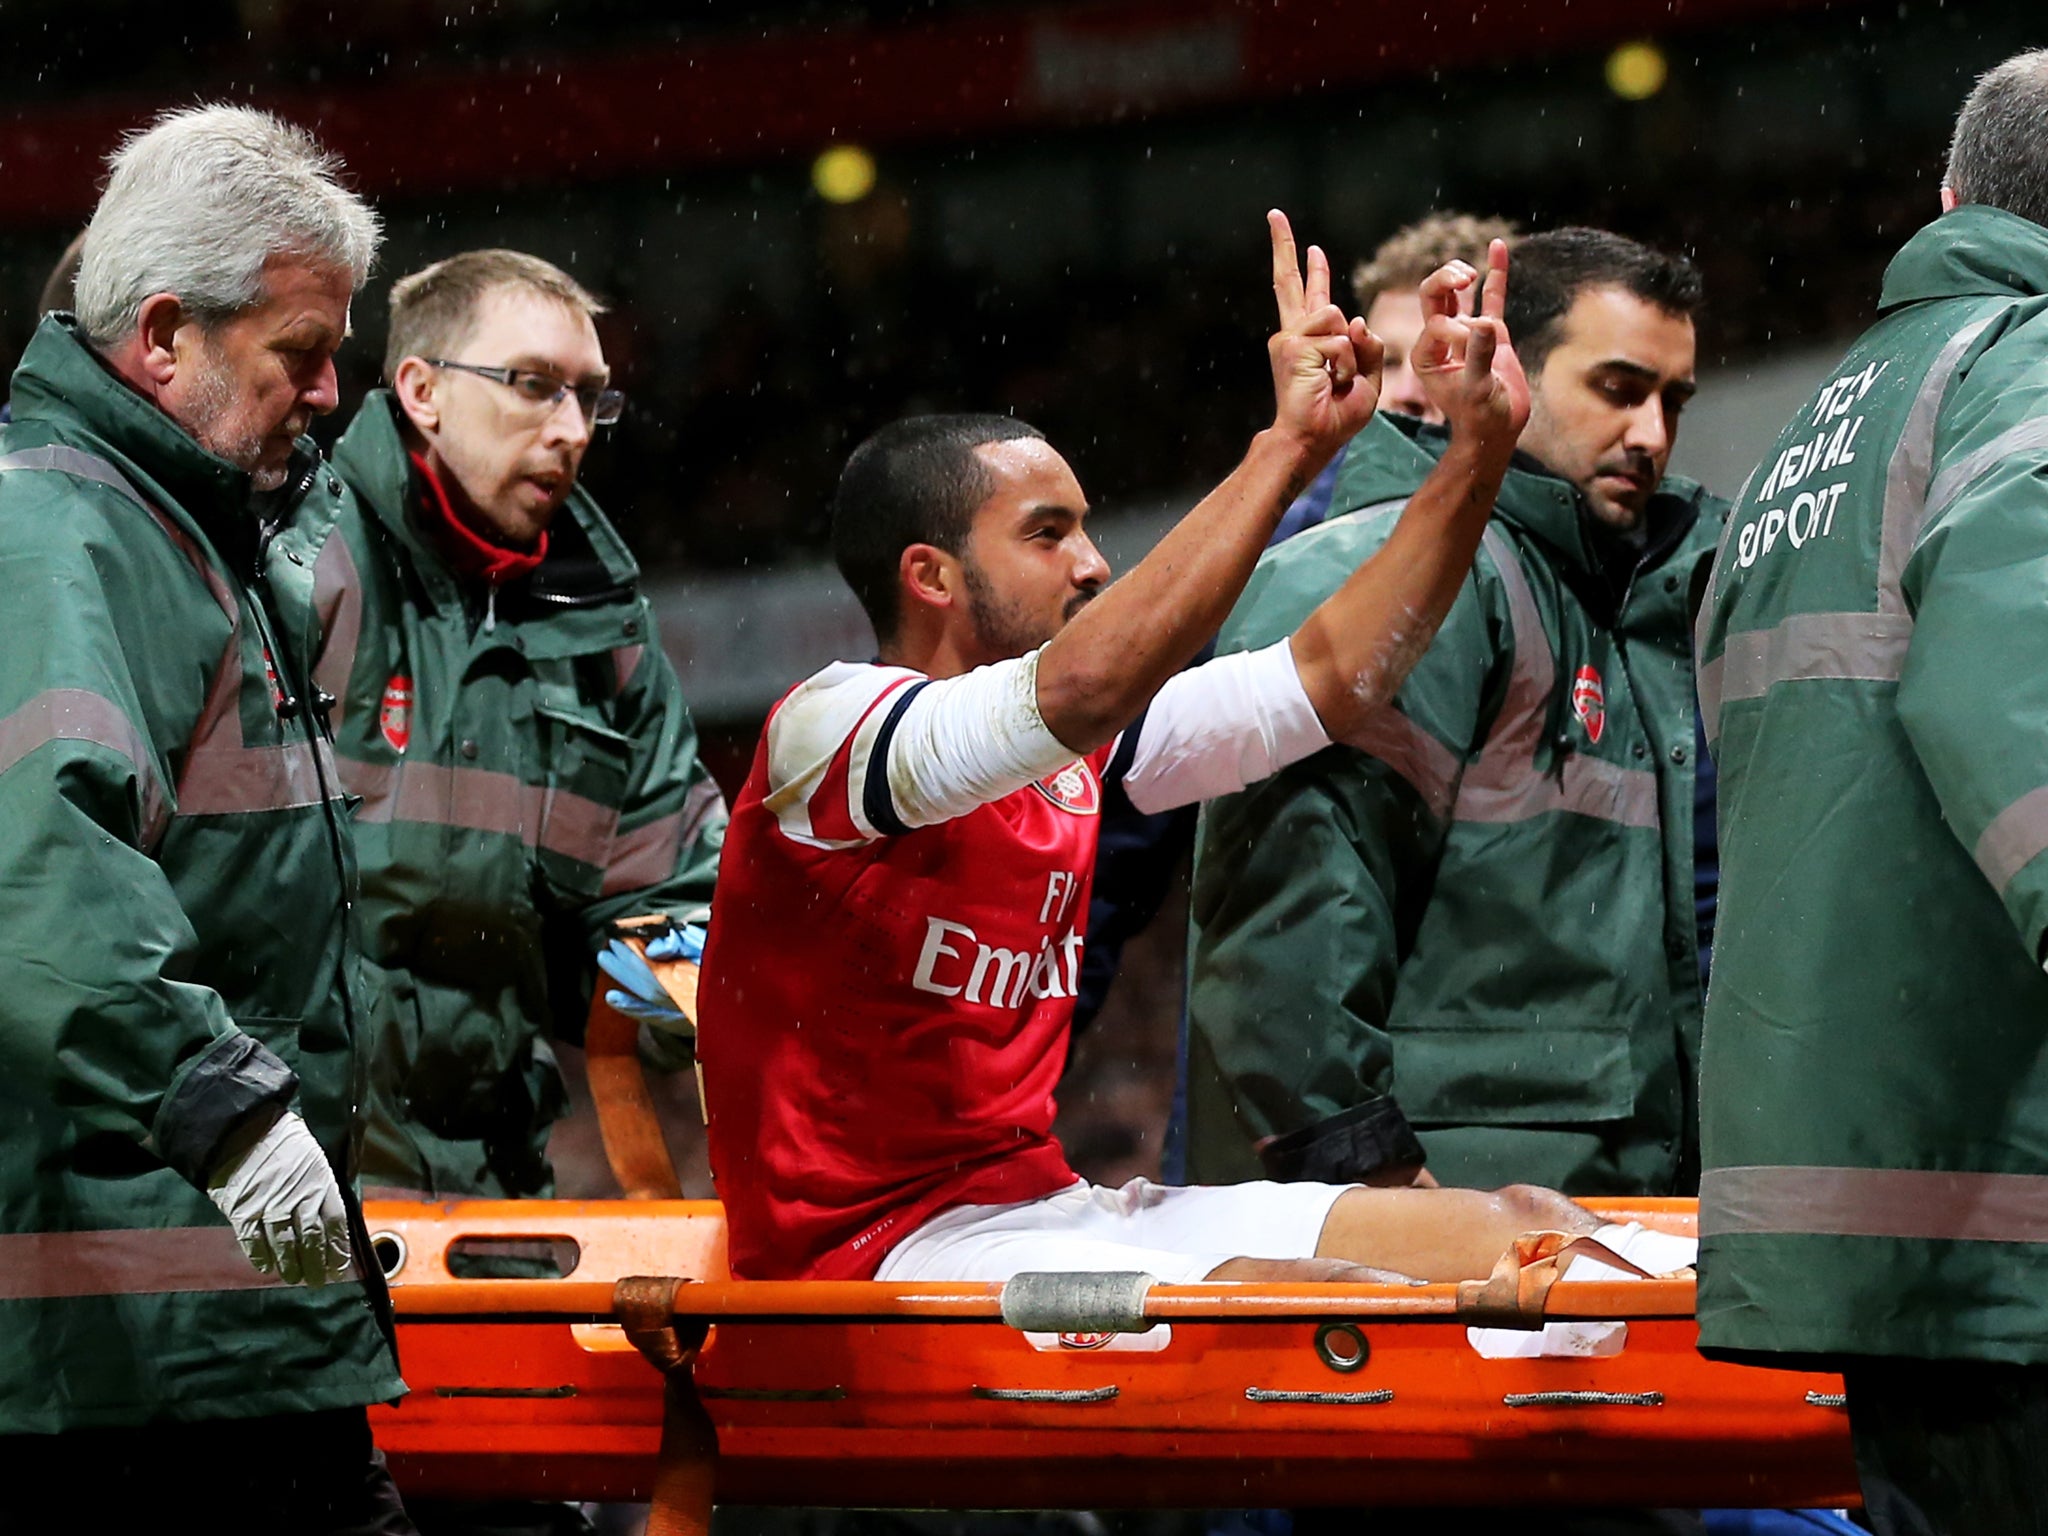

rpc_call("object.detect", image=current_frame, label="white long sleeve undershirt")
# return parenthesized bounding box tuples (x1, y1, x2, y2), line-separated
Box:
(764, 640, 1332, 845)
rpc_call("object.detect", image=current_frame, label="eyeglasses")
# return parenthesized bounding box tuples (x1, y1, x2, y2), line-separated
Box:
(426, 360, 625, 426)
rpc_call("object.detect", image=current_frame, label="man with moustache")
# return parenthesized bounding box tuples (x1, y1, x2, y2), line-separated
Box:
(308, 250, 725, 1222)
(1188, 228, 1721, 1205)
(0, 105, 413, 1530)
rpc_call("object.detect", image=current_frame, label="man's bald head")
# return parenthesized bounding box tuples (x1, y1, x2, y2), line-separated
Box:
(1946, 49, 2048, 229)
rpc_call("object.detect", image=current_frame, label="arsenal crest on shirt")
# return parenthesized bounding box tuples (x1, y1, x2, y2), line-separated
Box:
(1031, 759, 1100, 815)
(379, 675, 414, 754)
(1571, 664, 1606, 744)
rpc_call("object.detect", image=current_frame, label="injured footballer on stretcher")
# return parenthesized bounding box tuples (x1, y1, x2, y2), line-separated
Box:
(647, 213, 1692, 1292)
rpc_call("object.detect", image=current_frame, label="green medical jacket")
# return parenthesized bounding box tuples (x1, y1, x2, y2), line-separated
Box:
(311, 393, 726, 1198)
(1697, 205, 2048, 1363)
(0, 316, 403, 1431)
(1189, 414, 1723, 1197)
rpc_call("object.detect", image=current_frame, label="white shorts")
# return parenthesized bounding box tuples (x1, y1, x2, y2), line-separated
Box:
(874, 1176, 1353, 1285)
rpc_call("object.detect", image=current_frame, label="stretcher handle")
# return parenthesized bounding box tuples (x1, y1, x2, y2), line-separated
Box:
(585, 917, 686, 1200)
(1001, 1269, 1155, 1333)
(388, 1273, 1697, 1324)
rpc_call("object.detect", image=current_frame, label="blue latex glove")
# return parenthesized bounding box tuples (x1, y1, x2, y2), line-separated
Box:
(644, 925, 705, 964)
(597, 923, 705, 1031)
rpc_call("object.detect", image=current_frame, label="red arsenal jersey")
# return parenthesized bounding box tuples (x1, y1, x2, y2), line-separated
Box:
(697, 661, 1115, 1280)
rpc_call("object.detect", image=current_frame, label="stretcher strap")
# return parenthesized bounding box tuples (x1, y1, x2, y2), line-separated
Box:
(1454, 1231, 1651, 1329)
(617, 1276, 717, 1536)
(584, 930, 686, 1199)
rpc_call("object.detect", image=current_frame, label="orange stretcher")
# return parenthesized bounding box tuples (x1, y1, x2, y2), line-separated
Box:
(365, 1197, 1859, 1521)
(368, 962, 1857, 1524)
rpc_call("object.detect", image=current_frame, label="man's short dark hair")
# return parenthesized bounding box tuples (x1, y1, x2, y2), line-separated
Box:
(832, 413, 1047, 642)
(385, 249, 604, 382)
(1946, 49, 2048, 231)
(1503, 228, 1704, 377)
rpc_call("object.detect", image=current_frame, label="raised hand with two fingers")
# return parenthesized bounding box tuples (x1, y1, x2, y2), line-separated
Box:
(1412, 237, 1531, 446)
(1266, 209, 1385, 461)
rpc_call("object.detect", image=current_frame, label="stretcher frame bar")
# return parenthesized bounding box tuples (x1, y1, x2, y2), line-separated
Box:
(390, 1274, 1699, 1325)
(372, 1196, 1703, 1326)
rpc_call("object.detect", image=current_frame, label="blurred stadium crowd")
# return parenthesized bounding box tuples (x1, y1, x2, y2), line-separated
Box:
(0, 0, 2026, 580)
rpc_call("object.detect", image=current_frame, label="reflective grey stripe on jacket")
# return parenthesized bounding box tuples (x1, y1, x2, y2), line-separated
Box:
(0, 451, 172, 846)
(1703, 1164, 2048, 1245)
(0, 446, 342, 821)
(342, 756, 620, 867)
(1454, 528, 1658, 829)
(1698, 313, 1999, 743)
(603, 777, 725, 896)
(1343, 523, 1659, 830)
(0, 1226, 363, 1298)
(310, 528, 366, 737)
(0, 687, 169, 846)
(1332, 500, 1467, 820)
(178, 615, 340, 818)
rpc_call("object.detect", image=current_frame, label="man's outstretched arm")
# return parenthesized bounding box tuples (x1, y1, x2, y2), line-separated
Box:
(1030, 211, 1383, 754)
(1283, 238, 1526, 748)
(1116, 239, 1526, 818)
(774, 227, 1517, 843)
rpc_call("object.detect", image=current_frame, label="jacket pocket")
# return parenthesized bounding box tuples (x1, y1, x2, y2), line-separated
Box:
(1388, 1009, 1634, 1126)
(533, 702, 630, 898)
(364, 968, 499, 1134)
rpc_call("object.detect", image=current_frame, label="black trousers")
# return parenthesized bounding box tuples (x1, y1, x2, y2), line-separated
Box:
(0, 1404, 415, 1535)
(1843, 1356, 2048, 1536)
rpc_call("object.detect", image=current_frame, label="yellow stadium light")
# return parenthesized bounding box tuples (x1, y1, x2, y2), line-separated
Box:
(1605, 40, 1669, 102)
(813, 145, 878, 205)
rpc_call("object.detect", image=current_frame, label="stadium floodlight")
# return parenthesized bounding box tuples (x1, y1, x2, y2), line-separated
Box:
(1605, 40, 1669, 102)
(813, 144, 878, 204)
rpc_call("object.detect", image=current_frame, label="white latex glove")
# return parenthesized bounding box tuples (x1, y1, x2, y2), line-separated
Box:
(204, 1109, 354, 1286)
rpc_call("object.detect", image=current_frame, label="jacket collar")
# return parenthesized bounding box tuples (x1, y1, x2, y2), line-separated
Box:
(410, 448, 550, 587)
(8, 314, 276, 552)
(1880, 204, 2048, 310)
(1364, 413, 1705, 586)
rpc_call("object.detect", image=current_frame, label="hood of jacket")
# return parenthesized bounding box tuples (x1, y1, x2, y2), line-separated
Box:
(1881, 203, 2048, 311)
(7, 313, 319, 566)
(1336, 412, 1711, 595)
